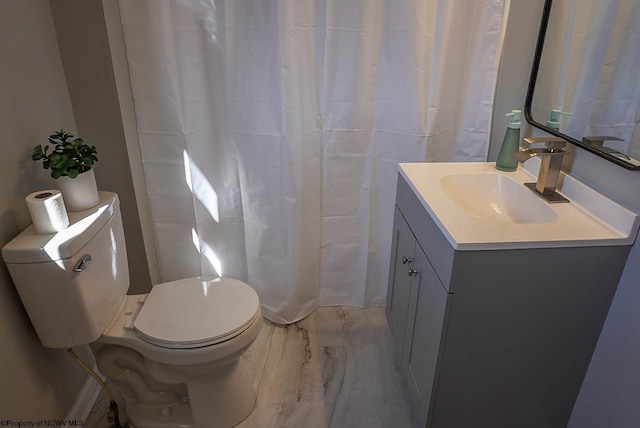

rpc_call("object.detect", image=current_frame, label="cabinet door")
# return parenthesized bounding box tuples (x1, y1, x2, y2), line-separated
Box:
(402, 242, 452, 428)
(386, 207, 416, 361)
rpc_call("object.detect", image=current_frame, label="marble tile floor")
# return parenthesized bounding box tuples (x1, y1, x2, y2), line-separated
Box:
(85, 307, 415, 428)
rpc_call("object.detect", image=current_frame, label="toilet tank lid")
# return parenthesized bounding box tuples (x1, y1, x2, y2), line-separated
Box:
(1, 192, 119, 264)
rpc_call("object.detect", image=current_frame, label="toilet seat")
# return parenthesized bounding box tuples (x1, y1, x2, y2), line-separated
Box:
(133, 277, 260, 349)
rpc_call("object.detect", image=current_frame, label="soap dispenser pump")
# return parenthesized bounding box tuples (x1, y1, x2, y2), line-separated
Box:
(546, 108, 571, 131)
(495, 109, 522, 172)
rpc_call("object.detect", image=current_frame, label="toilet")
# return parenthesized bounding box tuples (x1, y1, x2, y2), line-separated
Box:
(1, 192, 262, 428)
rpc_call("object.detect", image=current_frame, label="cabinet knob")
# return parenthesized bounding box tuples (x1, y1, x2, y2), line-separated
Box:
(402, 256, 412, 265)
(408, 268, 418, 276)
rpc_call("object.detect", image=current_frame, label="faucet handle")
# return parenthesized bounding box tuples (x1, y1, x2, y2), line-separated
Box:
(523, 137, 567, 152)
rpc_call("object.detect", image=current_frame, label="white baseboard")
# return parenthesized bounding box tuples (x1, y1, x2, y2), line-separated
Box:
(65, 366, 104, 422)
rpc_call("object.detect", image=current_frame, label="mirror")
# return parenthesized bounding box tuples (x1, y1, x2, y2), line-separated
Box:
(525, 0, 640, 171)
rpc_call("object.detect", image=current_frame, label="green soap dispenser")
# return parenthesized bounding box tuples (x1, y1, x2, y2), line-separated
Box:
(546, 108, 571, 130)
(495, 109, 521, 172)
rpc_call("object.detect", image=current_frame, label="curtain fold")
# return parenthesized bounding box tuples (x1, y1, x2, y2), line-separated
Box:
(119, 0, 506, 323)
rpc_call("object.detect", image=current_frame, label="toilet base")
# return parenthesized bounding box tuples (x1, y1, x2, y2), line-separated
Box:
(93, 344, 257, 428)
(126, 400, 193, 428)
(187, 359, 257, 427)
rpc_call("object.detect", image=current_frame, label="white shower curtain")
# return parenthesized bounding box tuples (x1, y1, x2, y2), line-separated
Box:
(119, 0, 506, 323)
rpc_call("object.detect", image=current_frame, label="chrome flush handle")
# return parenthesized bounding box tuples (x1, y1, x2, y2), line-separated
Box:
(74, 255, 92, 272)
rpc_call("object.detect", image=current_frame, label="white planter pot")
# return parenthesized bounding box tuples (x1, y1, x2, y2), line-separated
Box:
(53, 169, 100, 212)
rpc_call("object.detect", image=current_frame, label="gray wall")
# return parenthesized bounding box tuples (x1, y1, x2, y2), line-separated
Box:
(493, 2, 640, 426)
(49, 0, 159, 294)
(0, 0, 90, 419)
(0, 0, 159, 420)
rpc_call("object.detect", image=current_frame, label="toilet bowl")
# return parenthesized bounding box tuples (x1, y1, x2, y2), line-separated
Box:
(94, 277, 262, 428)
(1, 192, 262, 428)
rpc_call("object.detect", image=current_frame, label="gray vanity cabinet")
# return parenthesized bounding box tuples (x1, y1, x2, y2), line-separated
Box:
(386, 173, 631, 428)
(386, 206, 452, 428)
(386, 207, 416, 349)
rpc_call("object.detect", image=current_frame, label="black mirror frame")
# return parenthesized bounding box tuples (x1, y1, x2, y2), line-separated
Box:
(524, 0, 640, 171)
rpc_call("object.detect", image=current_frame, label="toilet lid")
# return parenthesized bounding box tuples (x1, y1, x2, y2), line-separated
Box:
(133, 277, 260, 349)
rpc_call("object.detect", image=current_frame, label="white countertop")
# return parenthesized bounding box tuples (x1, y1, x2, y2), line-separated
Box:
(399, 162, 639, 250)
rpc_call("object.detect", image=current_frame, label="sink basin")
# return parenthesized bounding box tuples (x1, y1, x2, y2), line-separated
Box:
(440, 173, 557, 223)
(398, 162, 639, 250)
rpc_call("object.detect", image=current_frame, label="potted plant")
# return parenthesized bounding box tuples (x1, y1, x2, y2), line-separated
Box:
(32, 130, 100, 211)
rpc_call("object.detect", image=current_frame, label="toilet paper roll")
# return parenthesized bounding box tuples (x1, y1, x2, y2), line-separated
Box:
(25, 190, 70, 234)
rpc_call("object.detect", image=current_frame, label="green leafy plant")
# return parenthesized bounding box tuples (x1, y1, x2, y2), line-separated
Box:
(32, 130, 98, 179)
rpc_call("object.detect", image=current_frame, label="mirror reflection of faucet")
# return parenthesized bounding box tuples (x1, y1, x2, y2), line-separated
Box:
(582, 136, 624, 149)
(581, 136, 631, 159)
(581, 136, 640, 166)
(514, 137, 570, 203)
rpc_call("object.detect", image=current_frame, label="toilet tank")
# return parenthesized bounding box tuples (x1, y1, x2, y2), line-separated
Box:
(1, 192, 129, 348)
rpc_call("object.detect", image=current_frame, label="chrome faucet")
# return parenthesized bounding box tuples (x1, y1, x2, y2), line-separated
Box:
(513, 137, 570, 203)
